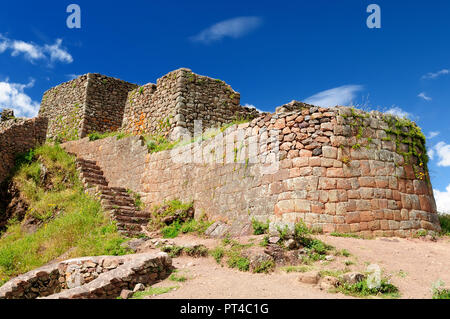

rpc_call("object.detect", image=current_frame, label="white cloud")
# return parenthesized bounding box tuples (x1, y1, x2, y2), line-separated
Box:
(422, 69, 449, 80)
(433, 141, 450, 167)
(190, 16, 263, 43)
(428, 148, 435, 160)
(0, 33, 72, 65)
(418, 92, 432, 101)
(385, 106, 412, 119)
(434, 185, 450, 214)
(45, 39, 73, 63)
(427, 131, 440, 139)
(304, 85, 364, 108)
(66, 74, 81, 80)
(0, 79, 40, 118)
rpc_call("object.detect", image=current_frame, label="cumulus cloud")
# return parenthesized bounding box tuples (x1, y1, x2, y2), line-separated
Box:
(418, 92, 432, 101)
(385, 106, 412, 119)
(0, 34, 73, 65)
(190, 16, 263, 43)
(434, 185, 450, 214)
(0, 79, 40, 118)
(433, 141, 450, 167)
(304, 85, 364, 108)
(422, 69, 449, 80)
(428, 148, 435, 160)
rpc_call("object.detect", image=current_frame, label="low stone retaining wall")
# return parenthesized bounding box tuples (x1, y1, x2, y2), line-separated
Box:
(0, 252, 171, 299)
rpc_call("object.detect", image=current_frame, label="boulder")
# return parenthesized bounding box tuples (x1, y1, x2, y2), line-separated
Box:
(205, 221, 231, 238)
(340, 272, 365, 285)
(298, 271, 321, 285)
(319, 276, 339, 290)
(120, 289, 134, 299)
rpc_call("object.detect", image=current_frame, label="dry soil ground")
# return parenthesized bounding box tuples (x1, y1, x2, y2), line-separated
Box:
(138, 234, 450, 299)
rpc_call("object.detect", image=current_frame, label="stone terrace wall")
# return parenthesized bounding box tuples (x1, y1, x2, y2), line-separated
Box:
(62, 104, 441, 237)
(82, 74, 138, 137)
(39, 74, 137, 141)
(121, 68, 260, 139)
(0, 253, 171, 299)
(0, 117, 48, 183)
(39, 75, 88, 141)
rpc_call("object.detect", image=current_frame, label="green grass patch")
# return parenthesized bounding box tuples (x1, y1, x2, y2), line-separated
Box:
(88, 131, 129, 142)
(132, 286, 178, 299)
(335, 278, 399, 298)
(169, 274, 187, 282)
(330, 232, 360, 239)
(281, 265, 311, 273)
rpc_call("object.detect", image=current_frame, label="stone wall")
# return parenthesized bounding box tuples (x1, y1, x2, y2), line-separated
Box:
(82, 74, 138, 136)
(121, 68, 260, 139)
(62, 103, 441, 238)
(0, 252, 171, 299)
(39, 74, 137, 141)
(39, 75, 88, 141)
(0, 117, 48, 183)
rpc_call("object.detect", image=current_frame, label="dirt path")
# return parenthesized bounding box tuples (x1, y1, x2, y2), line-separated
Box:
(139, 234, 450, 299)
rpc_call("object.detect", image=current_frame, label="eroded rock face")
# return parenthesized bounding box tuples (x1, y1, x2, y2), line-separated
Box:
(0, 252, 172, 299)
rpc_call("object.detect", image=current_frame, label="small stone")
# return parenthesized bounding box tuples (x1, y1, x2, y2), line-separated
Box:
(298, 271, 321, 285)
(325, 255, 335, 261)
(269, 236, 280, 244)
(285, 239, 297, 250)
(133, 283, 145, 292)
(120, 289, 134, 299)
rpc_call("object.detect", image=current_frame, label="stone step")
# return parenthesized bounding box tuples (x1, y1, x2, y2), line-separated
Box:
(82, 177, 108, 186)
(100, 194, 134, 204)
(76, 158, 97, 165)
(77, 166, 104, 176)
(116, 222, 143, 232)
(81, 171, 107, 181)
(110, 187, 127, 193)
(113, 209, 151, 218)
(76, 162, 101, 171)
(118, 229, 143, 238)
(112, 215, 149, 225)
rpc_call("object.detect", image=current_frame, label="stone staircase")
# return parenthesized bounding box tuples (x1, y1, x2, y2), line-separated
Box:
(75, 158, 150, 237)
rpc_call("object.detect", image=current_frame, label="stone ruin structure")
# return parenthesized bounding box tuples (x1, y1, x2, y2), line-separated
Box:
(39, 68, 259, 141)
(0, 68, 443, 238)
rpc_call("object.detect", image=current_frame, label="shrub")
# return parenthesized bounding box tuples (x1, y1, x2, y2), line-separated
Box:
(227, 255, 250, 272)
(439, 214, 450, 235)
(252, 260, 275, 274)
(337, 279, 399, 298)
(251, 218, 269, 235)
(210, 247, 225, 264)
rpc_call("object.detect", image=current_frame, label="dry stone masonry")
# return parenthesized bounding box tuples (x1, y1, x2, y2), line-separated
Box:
(121, 68, 259, 139)
(0, 110, 48, 183)
(1, 68, 440, 238)
(39, 74, 137, 141)
(62, 99, 441, 238)
(0, 252, 171, 299)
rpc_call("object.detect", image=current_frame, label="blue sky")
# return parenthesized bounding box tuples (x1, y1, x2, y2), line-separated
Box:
(0, 0, 449, 212)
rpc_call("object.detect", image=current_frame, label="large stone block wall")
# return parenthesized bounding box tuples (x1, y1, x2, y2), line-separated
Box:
(39, 75, 88, 141)
(82, 74, 138, 136)
(62, 103, 441, 238)
(39, 74, 137, 141)
(121, 68, 260, 139)
(0, 117, 48, 183)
